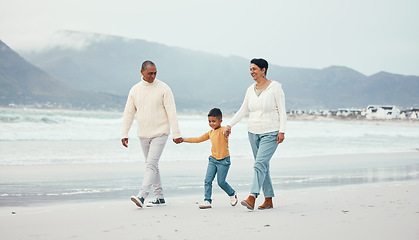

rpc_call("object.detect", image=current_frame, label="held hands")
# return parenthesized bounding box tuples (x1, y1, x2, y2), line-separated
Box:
(173, 137, 183, 144)
(223, 125, 232, 138)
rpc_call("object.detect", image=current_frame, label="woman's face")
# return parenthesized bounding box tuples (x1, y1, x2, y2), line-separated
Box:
(250, 63, 264, 81)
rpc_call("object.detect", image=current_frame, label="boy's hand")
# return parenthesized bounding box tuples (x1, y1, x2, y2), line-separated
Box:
(173, 137, 183, 144)
(223, 125, 231, 138)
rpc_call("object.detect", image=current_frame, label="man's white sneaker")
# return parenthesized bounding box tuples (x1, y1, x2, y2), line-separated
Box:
(131, 196, 144, 208)
(230, 193, 238, 206)
(199, 201, 212, 209)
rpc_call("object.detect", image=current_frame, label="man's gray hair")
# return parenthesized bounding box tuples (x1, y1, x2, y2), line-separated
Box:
(141, 60, 156, 71)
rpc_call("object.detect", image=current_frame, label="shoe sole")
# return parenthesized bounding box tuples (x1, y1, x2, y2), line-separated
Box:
(230, 194, 238, 206)
(199, 206, 212, 209)
(131, 197, 143, 208)
(258, 206, 273, 210)
(146, 204, 166, 207)
(241, 200, 254, 210)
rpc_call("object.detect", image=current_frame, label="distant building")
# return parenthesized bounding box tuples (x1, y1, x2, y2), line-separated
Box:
(329, 110, 338, 116)
(365, 105, 400, 119)
(336, 108, 362, 117)
(403, 107, 419, 119)
(319, 110, 330, 116)
(288, 109, 306, 115)
(287, 106, 417, 120)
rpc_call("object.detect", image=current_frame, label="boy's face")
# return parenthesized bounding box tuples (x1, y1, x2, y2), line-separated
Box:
(208, 116, 222, 130)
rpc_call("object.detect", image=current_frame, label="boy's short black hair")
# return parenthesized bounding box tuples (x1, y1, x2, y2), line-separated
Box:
(208, 108, 222, 119)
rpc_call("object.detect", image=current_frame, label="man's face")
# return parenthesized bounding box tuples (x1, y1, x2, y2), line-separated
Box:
(141, 65, 157, 83)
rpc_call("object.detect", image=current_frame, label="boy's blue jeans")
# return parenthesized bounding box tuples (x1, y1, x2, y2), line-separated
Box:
(204, 156, 235, 203)
(248, 131, 279, 198)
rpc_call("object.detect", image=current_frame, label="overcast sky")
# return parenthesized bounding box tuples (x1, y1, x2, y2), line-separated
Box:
(1, 0, 418, 76)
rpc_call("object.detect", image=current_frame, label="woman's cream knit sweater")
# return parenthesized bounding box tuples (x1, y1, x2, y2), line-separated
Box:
(229, 81, 287, 134)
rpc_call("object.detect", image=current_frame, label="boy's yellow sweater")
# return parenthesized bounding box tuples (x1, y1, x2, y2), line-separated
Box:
(188, 126, 229, 160)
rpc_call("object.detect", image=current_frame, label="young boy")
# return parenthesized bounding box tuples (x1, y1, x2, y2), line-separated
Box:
(182, 108, 238, 209)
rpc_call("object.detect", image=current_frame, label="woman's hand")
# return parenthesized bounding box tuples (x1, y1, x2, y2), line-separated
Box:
(277, 132, 285, 144)
(223, 125, 232, 138)
(121, 138, 129, 148)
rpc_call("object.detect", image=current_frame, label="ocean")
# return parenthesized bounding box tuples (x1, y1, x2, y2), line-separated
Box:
(1, 108, 419, 206)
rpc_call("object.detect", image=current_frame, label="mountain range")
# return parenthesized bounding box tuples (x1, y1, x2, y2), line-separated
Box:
(0, 39, 123, 109)
(1, 30, 418, 111)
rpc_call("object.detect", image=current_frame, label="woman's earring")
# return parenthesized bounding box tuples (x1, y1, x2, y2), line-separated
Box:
(262, 76, 265, 78)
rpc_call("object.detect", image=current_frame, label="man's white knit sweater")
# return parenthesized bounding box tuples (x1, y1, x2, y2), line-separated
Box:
(121, 78, 181, 139)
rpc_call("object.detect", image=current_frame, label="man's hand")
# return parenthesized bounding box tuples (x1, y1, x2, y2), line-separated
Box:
(173, 137, 183, 144)
(223, 125, 231, 138)
(277, 133, 285, 144)
(121, 138, 129, 148)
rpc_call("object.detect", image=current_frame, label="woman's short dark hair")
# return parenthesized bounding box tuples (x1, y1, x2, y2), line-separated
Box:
(251, 58, 269, 76)
(208, 108, 222, 120)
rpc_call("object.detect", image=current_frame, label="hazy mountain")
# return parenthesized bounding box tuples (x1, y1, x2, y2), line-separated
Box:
(0, 39, 124, 109)
(361, 71, 419, 106)
(20, 31, 251, 111)
(19, 31, 419, 110)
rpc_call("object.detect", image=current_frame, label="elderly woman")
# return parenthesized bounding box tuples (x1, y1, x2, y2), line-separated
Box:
(224, 58, 286, 210)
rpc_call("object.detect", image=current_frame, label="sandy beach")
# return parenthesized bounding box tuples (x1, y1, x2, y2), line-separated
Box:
(1, 152, 419, 240)
(1, 181, 418, 240)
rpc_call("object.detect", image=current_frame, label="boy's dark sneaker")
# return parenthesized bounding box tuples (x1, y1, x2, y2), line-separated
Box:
(131, 196, 145, 208)
(146, 198, 166, 207)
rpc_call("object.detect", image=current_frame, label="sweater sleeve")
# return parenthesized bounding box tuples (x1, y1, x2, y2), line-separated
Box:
(228, 86, 250, 127)
(188, 131, 210, 143)
(121, 89, 136, 139)
(163, 86, 182, 138)
(275, 84, 287, 133)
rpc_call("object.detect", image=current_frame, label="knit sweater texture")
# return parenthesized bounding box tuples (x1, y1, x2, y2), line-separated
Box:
(188, 126, 230, 160)
(121, 79, 181, 139)
(229, 81, 287, 134)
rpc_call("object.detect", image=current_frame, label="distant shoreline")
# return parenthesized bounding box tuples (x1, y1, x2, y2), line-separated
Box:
(287, 114, 419, 122)
(2, 152, 418, 207)
(2, 106, 419, 123)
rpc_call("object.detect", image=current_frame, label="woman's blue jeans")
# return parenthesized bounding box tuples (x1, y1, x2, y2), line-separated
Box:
(248, 131, 279, 198)
(204, 156, 235, 203)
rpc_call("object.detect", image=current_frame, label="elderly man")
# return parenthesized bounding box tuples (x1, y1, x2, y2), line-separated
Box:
(121, 60, 182, 208)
